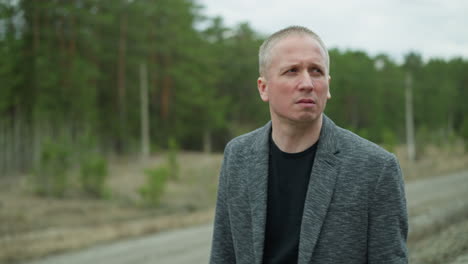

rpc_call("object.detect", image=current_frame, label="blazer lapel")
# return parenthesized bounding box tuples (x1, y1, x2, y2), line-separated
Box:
(298, 115, 341, 264)
(248, 122, 271, 264)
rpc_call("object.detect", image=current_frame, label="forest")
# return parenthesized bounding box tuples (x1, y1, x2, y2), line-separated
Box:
(1, 0, 468, 177)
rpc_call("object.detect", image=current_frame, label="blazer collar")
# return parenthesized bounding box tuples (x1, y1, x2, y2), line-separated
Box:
(250, 114, 339, 155)
(298, 115, 340, 264)
(248, 114, 341, 264)
(248, 121, 271, 264)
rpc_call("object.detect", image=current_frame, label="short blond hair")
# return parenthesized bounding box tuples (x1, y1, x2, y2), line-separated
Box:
(258, 26, 329, 77)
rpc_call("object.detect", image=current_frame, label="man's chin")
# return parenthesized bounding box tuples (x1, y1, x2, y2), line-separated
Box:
(271, 111, 323, 126)
(282, 114, 323, 126)
(295, 113, 322, 123)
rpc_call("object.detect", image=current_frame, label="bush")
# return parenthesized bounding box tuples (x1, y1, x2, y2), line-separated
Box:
(80, 153, 108, 198)
(139, 166, 169, 207)
(381, 128, 397, 153)
(168, 137, 179, 180)
(461, 118, 468, 151)
(34, 139, 71, 197)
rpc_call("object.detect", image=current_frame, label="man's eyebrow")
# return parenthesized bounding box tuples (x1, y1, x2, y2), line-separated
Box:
(308, 61, 324, 68)
(278, 63, 299, 73)
(278, 62, 324, 73)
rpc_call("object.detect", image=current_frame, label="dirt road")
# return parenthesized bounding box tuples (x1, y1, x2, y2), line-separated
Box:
(25, 170, 468, 264)
(406, 170, 468, 242)
(25, 224, 213, 264)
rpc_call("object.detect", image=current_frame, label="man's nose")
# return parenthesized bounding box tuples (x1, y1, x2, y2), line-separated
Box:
(298, 72, 314, 91)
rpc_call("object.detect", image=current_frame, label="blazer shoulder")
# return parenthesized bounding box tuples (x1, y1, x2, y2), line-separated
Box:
(334, 125, 396, 163)
(225, 124, 268, 154)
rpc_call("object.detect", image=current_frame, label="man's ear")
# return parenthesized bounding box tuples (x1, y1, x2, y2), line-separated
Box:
(327, 75, 332, 99)
(257, 77, 269, 102)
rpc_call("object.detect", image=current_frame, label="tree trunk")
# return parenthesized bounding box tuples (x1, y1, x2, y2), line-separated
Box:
(0, 119, 6, 177)
(203, 128, 212, 154)
(69, 15, 76, 58)
(117, 11, 128, 153)
(140, 62, 150, 159)
(13, 112, 21, 174)
(33, 3, 40, 55)
(405, 72, 416, 162)
(161, 56, 172, 120)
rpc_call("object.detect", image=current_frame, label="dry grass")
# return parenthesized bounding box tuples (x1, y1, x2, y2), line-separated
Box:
(0, 209, 214, 264)
(0, 151, 222, 264)
(409, 219, 468, 264)
(395, 143, 468, 181)
(0, 145, 467, 263)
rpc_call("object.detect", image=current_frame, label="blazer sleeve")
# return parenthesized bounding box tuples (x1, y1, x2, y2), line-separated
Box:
(209, 144, 236, 264)
(368, 154, 409, 263)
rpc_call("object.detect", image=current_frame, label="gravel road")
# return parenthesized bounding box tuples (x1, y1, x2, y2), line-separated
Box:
(25, 224, 213, 264)
(406, 170, 468, 242)
(25, 170, 468, 264)
(450, 252, 468, 264)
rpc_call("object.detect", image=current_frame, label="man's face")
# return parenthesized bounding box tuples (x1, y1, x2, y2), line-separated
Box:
(257, 34, 331, 126)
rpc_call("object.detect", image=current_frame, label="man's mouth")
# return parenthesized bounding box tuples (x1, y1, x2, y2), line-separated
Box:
(296, 98, 316, 104)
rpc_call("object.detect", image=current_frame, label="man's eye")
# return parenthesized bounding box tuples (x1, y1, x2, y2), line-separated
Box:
(310, 68, 323, 75)
(286, 68, 298, 73)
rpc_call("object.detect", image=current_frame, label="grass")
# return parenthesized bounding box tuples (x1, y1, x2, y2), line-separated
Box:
(0, 145, 467, 263)
(409, 219, 468, 264)
(0, 151, 222, 264)
(395, 142, 468, 181)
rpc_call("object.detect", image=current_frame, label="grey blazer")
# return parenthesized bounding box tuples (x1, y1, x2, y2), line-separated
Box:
(210, 115, 408, 264)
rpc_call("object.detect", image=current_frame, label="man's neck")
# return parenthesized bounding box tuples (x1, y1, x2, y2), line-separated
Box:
(271, 115, 323, 153)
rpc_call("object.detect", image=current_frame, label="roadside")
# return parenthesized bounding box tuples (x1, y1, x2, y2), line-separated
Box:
(25, 224, 213, 264)
(0, 152, 222, 264)
(19, 170, 468, 264)
(1, 148, 467, 264)
(406, 170, 468, 263)
(410, 219, 468, 264)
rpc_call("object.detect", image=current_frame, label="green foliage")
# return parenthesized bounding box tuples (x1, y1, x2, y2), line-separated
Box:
(1, 0, 468, 174)
(80, 153, 109, 198)
(77, 129, 109, 198)
(138, 137, 179, 206)
(380, 128, 397, 153)
(34, 139, 71, 197)
(415, 126, 431, 155)
(139, 166, 169, 207)
(461, 118, 468, 151)
(0, 1, 23, 113)
(167, 137, 179, 180)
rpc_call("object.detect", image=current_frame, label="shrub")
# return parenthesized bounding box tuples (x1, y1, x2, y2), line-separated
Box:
(461, 118, 468, 151)
(139, 166, 169, 206)
(167, 137, 179, 180)
(80, 153, 108, 198)
(34, 139, 71, 197)
(381, 128, 397, 153)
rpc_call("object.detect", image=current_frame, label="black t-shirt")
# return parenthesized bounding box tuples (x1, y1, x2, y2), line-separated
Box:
(262, 135, 318, 264)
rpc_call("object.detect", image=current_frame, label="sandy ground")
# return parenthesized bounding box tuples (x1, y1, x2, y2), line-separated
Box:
(25, 224, 213, 264)
(20, 170, 468, 264)
(0, 152, 222, 264)
(1, 147, 467, 264)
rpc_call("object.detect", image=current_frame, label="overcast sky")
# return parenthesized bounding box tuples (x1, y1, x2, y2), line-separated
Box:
(198, 0, 468, 63)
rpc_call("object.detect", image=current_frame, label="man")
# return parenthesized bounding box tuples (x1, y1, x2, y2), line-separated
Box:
(210, 26, 408, 264)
